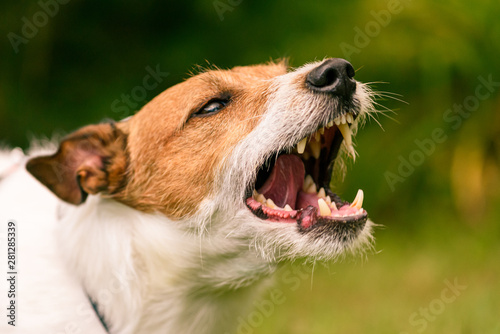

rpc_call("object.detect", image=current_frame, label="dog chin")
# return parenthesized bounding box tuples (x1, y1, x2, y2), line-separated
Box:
(230, 207, 375, 263)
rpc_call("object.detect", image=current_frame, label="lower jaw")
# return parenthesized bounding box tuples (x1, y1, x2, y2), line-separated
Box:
(245, 188, 368, 230)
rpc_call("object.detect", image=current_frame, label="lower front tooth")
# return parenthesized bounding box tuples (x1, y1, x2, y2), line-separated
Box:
(318, 198, 332, 216)
(325, 195, 332, 205)
(266, 198, 277, 209)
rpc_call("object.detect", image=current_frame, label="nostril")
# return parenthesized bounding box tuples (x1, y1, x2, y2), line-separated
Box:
(321, 68, 338, 87)
(306, 58, 356, 96)
(345, 63, 355, 79)
(307, 66, 339, 89)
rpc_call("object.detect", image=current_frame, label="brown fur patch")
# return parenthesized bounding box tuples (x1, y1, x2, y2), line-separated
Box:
(27, 123, 128, 204)
(119, 61, 288, 218)
(27, 61, 288, 218)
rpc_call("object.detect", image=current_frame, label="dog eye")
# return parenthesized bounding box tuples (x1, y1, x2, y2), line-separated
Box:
(193, 99, 228, 117)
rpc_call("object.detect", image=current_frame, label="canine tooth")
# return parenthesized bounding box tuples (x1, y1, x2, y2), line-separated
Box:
(318, 187, 326, 198)
(319, 127, 325, 135)
(338, 123, 356, 160)
(257, 194, 266, 204)
(303, 175, 314, 192)
(306, 183, 317, 194)
(297, 137, 307, 154)
(337, 123, 351, 143)
(318, 198, 332, 216)
(284, 204, 293, 211)
(309, 140, 321, 159)
(350, 189, 364, 209)
(327, 120, 334, 128)
(266, 198, 277, 209)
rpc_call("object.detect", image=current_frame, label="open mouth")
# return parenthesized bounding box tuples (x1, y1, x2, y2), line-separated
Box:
(245, 110, 368, 232)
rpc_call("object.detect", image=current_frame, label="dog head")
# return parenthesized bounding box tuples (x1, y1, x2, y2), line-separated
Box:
(27, 58, 375, 262)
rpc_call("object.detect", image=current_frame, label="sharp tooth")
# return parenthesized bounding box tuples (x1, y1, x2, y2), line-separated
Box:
(337, 123, 351, 144)
(284, 204, 293, 211)
(297, 137, 307, 154)
(309, 140, 321, 159)
(327, 120, 334, 128)
(252, 189, 259, 198)
(266, 198, 277, 209)
(306, 182, 317, 194)
(257, 194, 266, 204)
(303, 175, 314, 192)
(314, 131, 321, 142)
(334, 118, 340, 126)
(318, 198, 332, 216)
(337, 123, 356, 160)
(319, 127, 325, 135)
(350, 189, 364, 209)
(346, 113, 353, 124)
(330, 200, 338, 211)
(318, 187, 326, 198)
(325, 195, 332, 205)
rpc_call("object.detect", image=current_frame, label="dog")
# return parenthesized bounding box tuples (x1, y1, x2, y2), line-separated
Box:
(0, 58, 376, 333)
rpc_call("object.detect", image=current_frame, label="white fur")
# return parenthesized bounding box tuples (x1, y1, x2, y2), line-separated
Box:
(0, 150, 108, 334)
(0, 61, 375, 333)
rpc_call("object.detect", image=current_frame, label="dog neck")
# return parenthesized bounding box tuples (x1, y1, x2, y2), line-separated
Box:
(57, 195, 276, 334)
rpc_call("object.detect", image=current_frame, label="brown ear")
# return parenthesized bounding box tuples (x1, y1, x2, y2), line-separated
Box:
(26, 123, 128, 205)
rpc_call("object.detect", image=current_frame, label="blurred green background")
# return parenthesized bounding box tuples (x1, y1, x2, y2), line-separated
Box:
(1, 0, 499, 333)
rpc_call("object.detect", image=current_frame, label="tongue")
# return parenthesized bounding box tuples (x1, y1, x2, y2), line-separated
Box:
(257, 154, 305, 209)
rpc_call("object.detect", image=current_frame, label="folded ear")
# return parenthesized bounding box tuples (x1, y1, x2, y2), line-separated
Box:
(26, 123, 128, 205)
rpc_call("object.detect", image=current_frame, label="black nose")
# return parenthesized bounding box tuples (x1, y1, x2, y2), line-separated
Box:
(306, 58, 356, 97)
